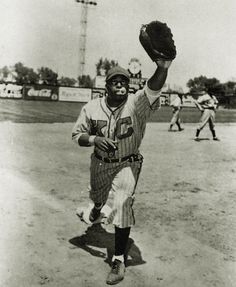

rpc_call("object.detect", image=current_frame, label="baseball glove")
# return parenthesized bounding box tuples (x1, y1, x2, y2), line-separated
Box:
(139, 20, 176, 62)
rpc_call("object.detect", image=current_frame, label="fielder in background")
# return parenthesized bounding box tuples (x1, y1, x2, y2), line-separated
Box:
(72, 20, 176, 285)
(168, 93, 184, 131)
(193, 90, 220, 141)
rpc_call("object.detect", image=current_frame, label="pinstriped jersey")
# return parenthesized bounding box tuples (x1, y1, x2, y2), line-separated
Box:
(72, 86, 161, 158)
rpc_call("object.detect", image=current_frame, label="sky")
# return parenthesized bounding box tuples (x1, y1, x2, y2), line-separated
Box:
(0, 0, 236, 90)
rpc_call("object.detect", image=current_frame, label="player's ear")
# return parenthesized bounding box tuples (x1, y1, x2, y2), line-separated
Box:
(105, 81, 110, 89)
(105, 82, 111, 93)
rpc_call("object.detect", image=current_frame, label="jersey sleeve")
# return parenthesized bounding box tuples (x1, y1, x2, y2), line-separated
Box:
(144, 84, 162, 108)
(72, 105, 91, 144)
(131, 84, 161, 120)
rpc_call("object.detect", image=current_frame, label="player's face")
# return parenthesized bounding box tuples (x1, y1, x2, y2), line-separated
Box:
(106, 75, 129, 106)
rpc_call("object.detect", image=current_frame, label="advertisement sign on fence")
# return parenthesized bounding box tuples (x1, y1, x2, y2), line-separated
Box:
(23, 85, 59, 101)
(91, 88, 106, 99)
(59, 87, 91, 102)
(0, 83, 23, 98)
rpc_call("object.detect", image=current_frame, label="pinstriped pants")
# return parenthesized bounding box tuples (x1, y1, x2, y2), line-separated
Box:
(89, 153, 143, 228)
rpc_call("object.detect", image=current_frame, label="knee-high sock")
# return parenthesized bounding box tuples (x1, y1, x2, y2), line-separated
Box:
(115, 226, 131, 256)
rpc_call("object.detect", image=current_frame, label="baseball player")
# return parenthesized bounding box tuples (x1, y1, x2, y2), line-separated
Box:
(72, 21, 176, 285)
(168, 93, 184, 131)
(194, 90, 220, 141)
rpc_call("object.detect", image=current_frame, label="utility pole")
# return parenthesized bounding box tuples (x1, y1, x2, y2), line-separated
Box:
(75, 0, 97, 78)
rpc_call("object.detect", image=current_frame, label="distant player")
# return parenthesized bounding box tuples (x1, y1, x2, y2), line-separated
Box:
(168, 93, 184, 131)
(193, 90, 220, 141)
(72, 20, 176, 285)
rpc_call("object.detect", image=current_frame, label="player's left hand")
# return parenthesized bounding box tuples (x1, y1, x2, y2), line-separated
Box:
(94, 136, 118, 152)
(139, 20, 176, 68)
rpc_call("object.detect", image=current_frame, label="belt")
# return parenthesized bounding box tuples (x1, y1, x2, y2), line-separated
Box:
(94, 152, 142, 163)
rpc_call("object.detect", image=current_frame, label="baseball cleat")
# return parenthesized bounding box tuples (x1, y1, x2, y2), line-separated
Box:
(213, 137, 220, 141)
(76, 204, 112, 225)
(179, 128, 184, 131)
(89, 206, 101, 222)
(194, 137, 200, 141)
(106, 259, 125, 285)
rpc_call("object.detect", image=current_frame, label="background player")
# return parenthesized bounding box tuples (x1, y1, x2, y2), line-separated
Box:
(193, 90, 220, 141)
(168, 93, 184, 131)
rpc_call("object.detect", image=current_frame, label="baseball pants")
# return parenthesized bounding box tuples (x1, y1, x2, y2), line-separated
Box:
(197, 109, 215, 130)
(89, 153, 143, 228)
(170, 109, 181, 126)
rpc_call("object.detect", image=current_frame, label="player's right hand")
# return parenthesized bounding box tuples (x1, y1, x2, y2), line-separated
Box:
(94, 136, 118, 152)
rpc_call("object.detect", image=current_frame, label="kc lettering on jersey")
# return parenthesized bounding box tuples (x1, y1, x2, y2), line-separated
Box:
(72, 86, 161, 158)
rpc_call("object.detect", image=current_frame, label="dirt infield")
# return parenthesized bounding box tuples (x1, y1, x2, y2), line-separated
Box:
(0, 122, 236, 287)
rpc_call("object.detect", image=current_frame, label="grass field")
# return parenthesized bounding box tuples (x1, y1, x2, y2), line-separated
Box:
(0, 98, 236, 123)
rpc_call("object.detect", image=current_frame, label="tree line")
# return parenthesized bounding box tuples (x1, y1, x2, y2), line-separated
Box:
(0, 58, 118, 88)
(187, 76, 236, 97)
(1, 60, 235, 100)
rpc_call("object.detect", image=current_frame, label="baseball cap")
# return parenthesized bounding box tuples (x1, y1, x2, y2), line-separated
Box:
(106, 66, 130, 82)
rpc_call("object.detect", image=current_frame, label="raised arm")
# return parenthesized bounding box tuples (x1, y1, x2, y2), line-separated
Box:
(147, 60, 171, 91)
